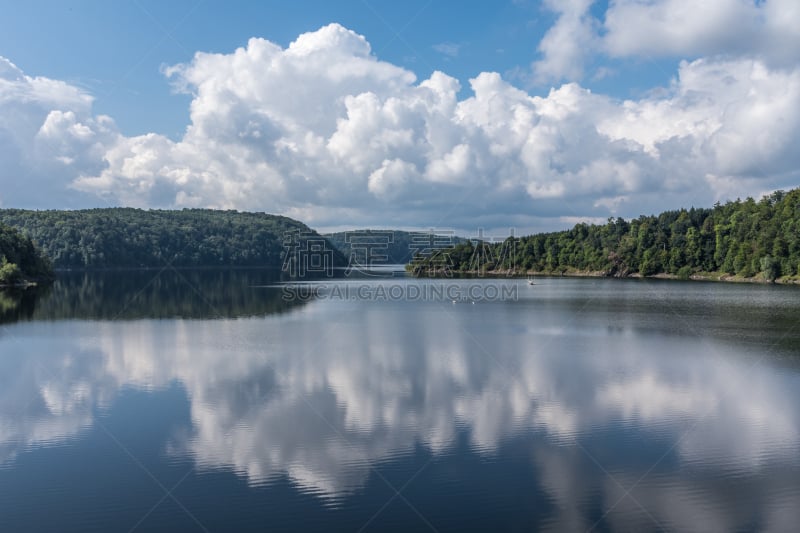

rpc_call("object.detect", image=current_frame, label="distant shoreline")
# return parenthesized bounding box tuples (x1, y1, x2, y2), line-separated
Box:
(50, 265, 288, 273)
(410, 269, 800, 285)
(3, 265, 799, 287)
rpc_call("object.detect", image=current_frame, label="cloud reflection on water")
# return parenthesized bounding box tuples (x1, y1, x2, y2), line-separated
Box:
(1, 280, 799, 529)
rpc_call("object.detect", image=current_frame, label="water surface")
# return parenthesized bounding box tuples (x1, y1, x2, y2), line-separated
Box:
(1, 271, 799, 531)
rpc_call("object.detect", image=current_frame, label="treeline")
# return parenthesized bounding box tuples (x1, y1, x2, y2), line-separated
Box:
(0, 223, 54, 285)
(410, 189, 800, 281)
(0, 208, 346, 271)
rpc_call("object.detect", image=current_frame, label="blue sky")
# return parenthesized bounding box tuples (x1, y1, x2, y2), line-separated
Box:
(0, 0, 675, 138)
(1, 0, 798, 233)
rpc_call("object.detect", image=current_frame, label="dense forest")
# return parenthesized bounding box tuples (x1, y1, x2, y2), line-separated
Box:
(410, 188, 800, 282)
(326, 229, 465, 265)
(4, 188, 798, 281)
(0, 208, 346, 271)
(0, 222, 54, 285)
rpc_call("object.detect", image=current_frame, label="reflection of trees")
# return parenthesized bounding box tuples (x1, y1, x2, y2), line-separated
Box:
(0, 286, 43, 324)
(0, 290, 18, 317)
(0, 269, 309, 322)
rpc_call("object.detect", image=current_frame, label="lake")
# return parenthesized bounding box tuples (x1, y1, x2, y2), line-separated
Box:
(1, 270, 799, 532)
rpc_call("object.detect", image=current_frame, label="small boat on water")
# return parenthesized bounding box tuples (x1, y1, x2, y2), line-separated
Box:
(527, 275, 535, 285)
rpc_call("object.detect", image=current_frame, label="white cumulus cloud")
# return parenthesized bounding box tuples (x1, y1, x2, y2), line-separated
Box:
(532, 0, 599, 84)
(0, 57, 117, 207)
(1, 22, 799, 232)
(604, 0, 800, 66)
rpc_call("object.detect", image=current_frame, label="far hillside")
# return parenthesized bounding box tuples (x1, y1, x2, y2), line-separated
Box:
(326, 229, 466, 265)
(0, 208, 346, 271)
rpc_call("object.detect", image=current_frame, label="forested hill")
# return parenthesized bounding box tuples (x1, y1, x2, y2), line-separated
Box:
(410, 188, 800, 282)
(0, 208, 346, 271)
(0, 223, 54, 285)
(325, 230, 466, 265)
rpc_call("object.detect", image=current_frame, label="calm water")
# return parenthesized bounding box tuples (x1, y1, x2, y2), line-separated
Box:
(1, 271, 800, 532)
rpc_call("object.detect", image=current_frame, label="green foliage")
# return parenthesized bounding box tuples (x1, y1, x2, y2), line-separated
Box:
(677, 266, 693, 280)
(0, 222, 53, 285)
(0, 259, 23, 285)
(411, 188, 800, 280)
(760, 255, 779, 282)
(0, 208, 345, 270)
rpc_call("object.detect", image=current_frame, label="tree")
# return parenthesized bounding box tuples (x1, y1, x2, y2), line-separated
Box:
(760, 255, 779, 282)
(0, 259, 23, 285)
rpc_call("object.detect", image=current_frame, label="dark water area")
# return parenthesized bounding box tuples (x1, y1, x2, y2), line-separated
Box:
(1, 272, 799, 531)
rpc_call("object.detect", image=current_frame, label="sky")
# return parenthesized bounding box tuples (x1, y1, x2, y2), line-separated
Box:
(1, 0, 799, 235)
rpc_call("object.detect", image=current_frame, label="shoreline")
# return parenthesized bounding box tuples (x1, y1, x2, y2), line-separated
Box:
(5, 266, 799, 286)
(409, 268, 800, 285)
(0, 280, 40, 289)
